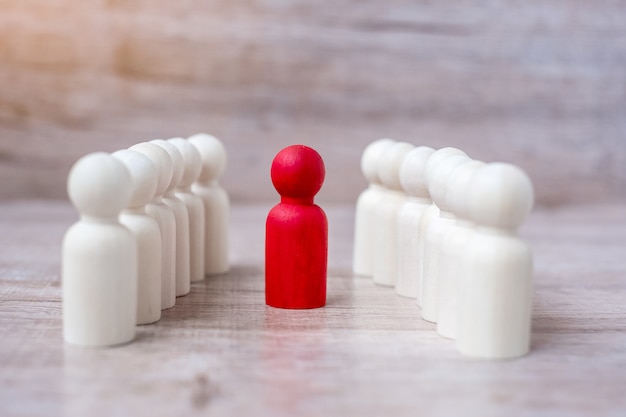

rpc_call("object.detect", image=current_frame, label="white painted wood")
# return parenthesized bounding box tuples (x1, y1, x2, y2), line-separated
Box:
(457, 163, 535, 359)
(396, 146, 435, 298)
(416, 147, 467, 307)
(415, 204, 438, 307)
(372, 142, 414, 287)
(151, 139, 191, 297)
(113, 149, 162, 325)
(169, 137, 206, 283)
(62, 153, 137, 346)
(352, 138, 395, 277)
(421, 152, 470, 322)
(130, 142, 177, 310)
(436, 160, 485, 339)
(189, 133, 230, 276)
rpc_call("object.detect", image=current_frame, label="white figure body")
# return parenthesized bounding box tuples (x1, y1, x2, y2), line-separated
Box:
(415, 204, 438, 306)
(130, 142, 177, 310)
(457, 163, 534, 359)
(113, 150, 162, 325)
(151, 139, 191, 297)
(352, 138, 395, 277)
(436, 160, 484, 338)
(422, 153, 470, 323)
(416, 147, 467, 308)
(372, 142, 415, 287)
(62, 153, 137, 346)
(169, 137, 205, 283)
(189, 133, 230, 275)
(395, 146, 435, 298)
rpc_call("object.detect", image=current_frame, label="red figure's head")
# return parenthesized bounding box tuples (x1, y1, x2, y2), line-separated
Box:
(271, 145, 325, 202)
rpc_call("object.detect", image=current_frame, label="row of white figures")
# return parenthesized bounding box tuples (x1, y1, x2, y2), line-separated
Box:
(62, 134, 230, 347)
(353, 139, 534, 359)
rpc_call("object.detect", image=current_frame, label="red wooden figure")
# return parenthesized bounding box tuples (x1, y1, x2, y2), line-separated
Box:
(265, 145, 328, 309)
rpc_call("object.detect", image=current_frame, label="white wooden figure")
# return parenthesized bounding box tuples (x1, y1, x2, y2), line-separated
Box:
(395, 146, 435, 298)
(352, 138, 395, 277)
(151, 139, 191, 297)
(421, 153, 470, 323)
(456, 163, 534, 359)
(188, 133, 230, 275)
(62, 153, 137, 346)
(130, 142, 177, 310)
(113, 149, 162, 325)
(372, 141, 415, 287)
(169, 137, 206, 283)
(415, 147, 467, 307)
(436, 160, 484, 339)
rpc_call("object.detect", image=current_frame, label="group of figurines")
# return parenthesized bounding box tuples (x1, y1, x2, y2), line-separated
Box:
(62, 134, 229, 347)
(62, 137, 533, 359)
(353, 140, 534, 359)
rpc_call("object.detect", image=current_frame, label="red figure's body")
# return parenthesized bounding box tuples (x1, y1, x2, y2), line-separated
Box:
(265, 145, 328, 309)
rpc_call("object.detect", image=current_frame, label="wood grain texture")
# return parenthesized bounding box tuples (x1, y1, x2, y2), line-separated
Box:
(1, 1, 625, 205)
(1, 200, 626, 416)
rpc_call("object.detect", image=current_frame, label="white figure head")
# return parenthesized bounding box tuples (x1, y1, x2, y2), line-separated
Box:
(67, 152, 131, 219)
(468, 163, 534, 230)
(130, 142, 173, 198)
(151, 139, 183, 192)
(425, 147, 467, 175)
(360, 138, 395, 185)
(112, 149, 158, 209)
(399, 146, 436, 198)
(446, 160, 485, 220)
(378, 141, 415, 191)
(168, 137, 202, 189)
(188, 133, 227, 183)
(426, 154, 471, 211)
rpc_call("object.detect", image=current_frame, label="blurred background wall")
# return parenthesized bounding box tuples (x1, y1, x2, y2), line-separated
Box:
(0, 0, 624, 206)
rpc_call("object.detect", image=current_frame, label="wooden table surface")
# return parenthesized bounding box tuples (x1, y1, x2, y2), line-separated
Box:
(1, 200, 625, 416)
